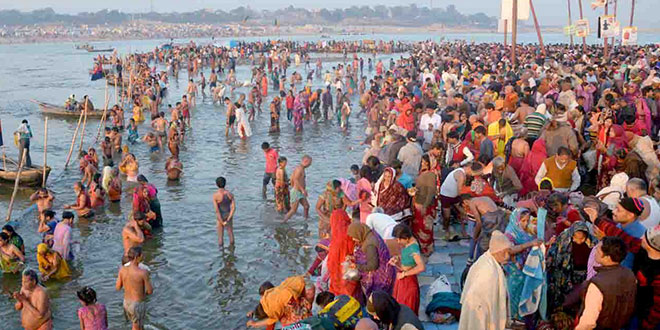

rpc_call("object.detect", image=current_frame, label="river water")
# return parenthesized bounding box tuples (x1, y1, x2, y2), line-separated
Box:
(0, 32, 657, 329)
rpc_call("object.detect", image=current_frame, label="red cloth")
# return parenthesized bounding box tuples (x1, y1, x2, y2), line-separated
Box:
(327, 210, 357, 297)
(393, 274, 420, 315)
(412, 202, 436, 256)
(519, 139, 547, 196)
(264, 149, 279, 174)
(508, 155, 525, 174)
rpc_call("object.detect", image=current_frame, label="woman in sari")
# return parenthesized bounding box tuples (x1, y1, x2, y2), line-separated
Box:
(596, 122, 628, 190)
(347, 223, 396, 302)
(326, 210, 359, 299)
(390, 224, 425, 314)
(518, 139, 547, 197)
(274, 157, 290, 213)
(132, 186, 156, 231)
(411, 155, 437, 256)
(316, 180, 352, 238)
(354, 166, 374, 223)
(0, 232, 24, 274)
(487, 118, 513, 158)
(371, 168, 412, 222)
(503, 208, 545, 321)
(247, 275, 313, 328)
(293, 93, 304, 132)
(546, 221, 597, 315)
(37, 243, 71, 281)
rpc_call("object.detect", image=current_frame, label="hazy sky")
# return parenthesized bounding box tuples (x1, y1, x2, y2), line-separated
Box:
(0, 0, 654, 27)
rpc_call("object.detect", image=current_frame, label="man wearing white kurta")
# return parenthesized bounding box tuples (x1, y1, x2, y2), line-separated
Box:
(459, 230, 512, 330)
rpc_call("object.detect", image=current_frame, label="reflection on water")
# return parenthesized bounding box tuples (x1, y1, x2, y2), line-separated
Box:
(0, 37, 396, 328)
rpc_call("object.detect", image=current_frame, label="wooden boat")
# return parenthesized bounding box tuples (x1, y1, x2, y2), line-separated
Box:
(0, 158, 51, 187)
(86, 47, 115, 53)
(105, 74, 129, 87)
(31, 100, 107, 119)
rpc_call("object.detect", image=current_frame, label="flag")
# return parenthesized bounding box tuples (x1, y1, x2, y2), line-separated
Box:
(242, 15, 250, 24)
(0, 119, 3, 147)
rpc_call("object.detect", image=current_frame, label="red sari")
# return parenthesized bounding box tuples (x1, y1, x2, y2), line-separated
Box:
(373, 168, 412, 221)
(327, 210, 359, 298)
(597, 125, 628, 190)
(519, 139, 547, 196)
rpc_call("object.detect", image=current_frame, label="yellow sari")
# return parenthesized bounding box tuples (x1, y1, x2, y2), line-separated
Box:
(487, 120, 513, 157)
(37, 244, 71, 280)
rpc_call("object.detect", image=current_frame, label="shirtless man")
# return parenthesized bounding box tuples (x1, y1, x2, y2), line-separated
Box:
(165, 156, 183, 180)
(30, 188, 54, 222)
(168, 130, 180, 157)
(186, 79, 197, 108)
(213, 177, 236, 246)
(14, 269, 52, 330)
(143, 133, 159, 153)
(110, 127, 122, 153)
(64, 182, 93, 218)
(199, 72, 206, 97)
(284, 155, 312, 222)
(224, 97, 236, 136)
(151, 113, 168, 151)
(459, 194, 505, 260)
(122, 212, 146, 260)
(116, 247, 153, 330)
(181, 95, 191, 127)
(100, 137, 114, 167)
(79, 157, 97, 187)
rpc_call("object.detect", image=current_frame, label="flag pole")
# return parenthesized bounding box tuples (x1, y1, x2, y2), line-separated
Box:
(511, 0, 518, 68)
(42, 117, 48, 187)
(529, 0, 546, 56)
(577, 0, 587, 53)
(567, 0, 574, 46)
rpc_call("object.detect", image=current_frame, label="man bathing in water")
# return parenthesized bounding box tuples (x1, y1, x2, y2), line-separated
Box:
(283, 155, 312, 222)
(224, 97, 236, 137)
(143, 133, 159, 153)
(186, 79, 197, 108)
(30, 188, 54, 222)
(213, 176, 236, 246)
(151, 113, 168, 151)
(64, 182, 93, 218)
(116, 247, 153, 330)
(14, 269, 52, 330)
(122, 212, 146, 262)
(165, 156, 183, 180)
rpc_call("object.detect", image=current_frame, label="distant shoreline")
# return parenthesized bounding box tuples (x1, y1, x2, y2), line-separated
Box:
(1, 24, 658, 46)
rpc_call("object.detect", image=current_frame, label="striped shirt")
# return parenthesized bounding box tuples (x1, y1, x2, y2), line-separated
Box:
(523, 112, 547, 139)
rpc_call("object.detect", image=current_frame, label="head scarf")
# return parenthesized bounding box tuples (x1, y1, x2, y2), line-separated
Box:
(609, 124, 628, 150)
(36, 243, 50, 274)
(347, 223, 372, 247)
(327, 210, 357, 296)
(260, 275, 306, 320)
(366, 291, 401, 325)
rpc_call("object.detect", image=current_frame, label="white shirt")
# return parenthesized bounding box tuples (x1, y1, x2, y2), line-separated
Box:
(534, 158, 581, 192)
(640, 196, 660, 229)
(440, 168, 465, 198)
(419, 113, 442, 132)
(365, 213, 397, 239)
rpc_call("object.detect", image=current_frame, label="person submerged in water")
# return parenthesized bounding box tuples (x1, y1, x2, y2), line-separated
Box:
(165, 156, 183, 180)
(143, 133, 159, 153)
(213, 176, 236, 247)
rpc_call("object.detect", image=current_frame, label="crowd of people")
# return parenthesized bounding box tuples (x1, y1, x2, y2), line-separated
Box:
(4, 37, 660, 330)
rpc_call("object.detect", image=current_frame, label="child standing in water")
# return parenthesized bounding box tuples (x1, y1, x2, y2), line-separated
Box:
(127, 119, 139, 144)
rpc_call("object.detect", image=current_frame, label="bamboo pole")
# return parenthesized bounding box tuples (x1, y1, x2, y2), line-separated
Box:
(42, 117, 48, 187)
(78, 101, 88, 155)
(511, 0, 518, 68)
(115, 75, 118, 106)
(529, 0, 546, 56)
(64, 109, 84, 168)
(2, 146, 6, 171)
(504, 19, 508, 47)
(612, 0, 618, 46)
(567, 0, 574, 46)
(630, 0, 635, 26)
(6, 149, 27, 221)
(577, 0, 587, 53)
(604, 2, 609, 58)
(94, 80, 111, 145)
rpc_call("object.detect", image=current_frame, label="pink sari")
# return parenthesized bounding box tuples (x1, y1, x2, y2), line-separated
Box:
(355, 178, 373, 223)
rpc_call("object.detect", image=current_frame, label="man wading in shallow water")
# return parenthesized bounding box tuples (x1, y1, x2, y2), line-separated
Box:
(284, 155, 312, 222)
(116, 247, 153, 330)
(213, 176, 236, 246)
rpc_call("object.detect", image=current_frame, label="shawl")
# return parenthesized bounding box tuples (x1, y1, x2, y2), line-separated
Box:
(415, 170, 437, 208)
(338, 178, 358, 202)
(504, 208, 535, 269)
(235, 106, 252, 138)
(395, 109, 415, 132)
(371, 168, 411, 219)
(37, 243, 71, 280)
(459, 251, 509, 330)
(546, 221, 597, 312)
(595, 172, 629, 210)
(261, 276, 306, 320)
(327, 210, 356, 296)
(347, 223, 372, 250)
